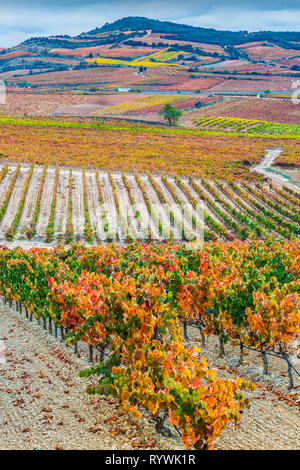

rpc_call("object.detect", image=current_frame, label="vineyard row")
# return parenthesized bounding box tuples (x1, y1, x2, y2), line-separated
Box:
(0, 240, 298, 449)
(0, 163, 298, 244)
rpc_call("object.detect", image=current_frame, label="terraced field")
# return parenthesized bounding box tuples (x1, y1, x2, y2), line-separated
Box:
(0, 158, 299, 246)
(193, 115, 300, 137)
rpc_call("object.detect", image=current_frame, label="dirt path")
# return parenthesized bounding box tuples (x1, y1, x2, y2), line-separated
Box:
(15, 166, 42, 240)
(72, 169, 85, 242)
(253, 147, 300, 191)
(0, 166, 17, 208)
(85, 169, 104, 242)
(99, 171, 120, 241)
(53, 168, 69, 241)
(255, 147, 283, 173)
(35, 167, 55, 241)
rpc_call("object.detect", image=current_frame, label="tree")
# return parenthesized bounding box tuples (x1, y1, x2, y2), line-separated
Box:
(194, 101, 202, 108)
(158, 103, 182, 125)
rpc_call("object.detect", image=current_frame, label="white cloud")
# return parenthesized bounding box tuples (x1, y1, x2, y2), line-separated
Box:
(179, 9, 300, 31)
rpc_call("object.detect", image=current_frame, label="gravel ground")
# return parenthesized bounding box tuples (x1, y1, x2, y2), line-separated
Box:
(0, 302, 299, 450)
(184, 325, 300, 450)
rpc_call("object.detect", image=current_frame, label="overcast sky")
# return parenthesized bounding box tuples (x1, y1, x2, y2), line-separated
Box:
(0, 0, 300, 48)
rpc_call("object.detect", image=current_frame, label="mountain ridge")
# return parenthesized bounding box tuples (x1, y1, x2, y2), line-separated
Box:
(1, 15, 300, 91)
(3, 16, 300, 52)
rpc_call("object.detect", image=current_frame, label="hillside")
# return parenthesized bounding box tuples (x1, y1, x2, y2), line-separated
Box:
(1, 16, 300, 92)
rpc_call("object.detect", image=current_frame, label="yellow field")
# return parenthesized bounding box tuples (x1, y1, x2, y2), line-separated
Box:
(87, 56, 182, 68)
(133, 49, 184, 62)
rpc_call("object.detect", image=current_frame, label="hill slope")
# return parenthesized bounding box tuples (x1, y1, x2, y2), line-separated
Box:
(1, 16, 300, 91)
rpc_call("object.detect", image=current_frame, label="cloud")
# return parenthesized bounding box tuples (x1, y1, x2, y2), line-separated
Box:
(0, 0, 299, 48)
(180, 8, 300, 32)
